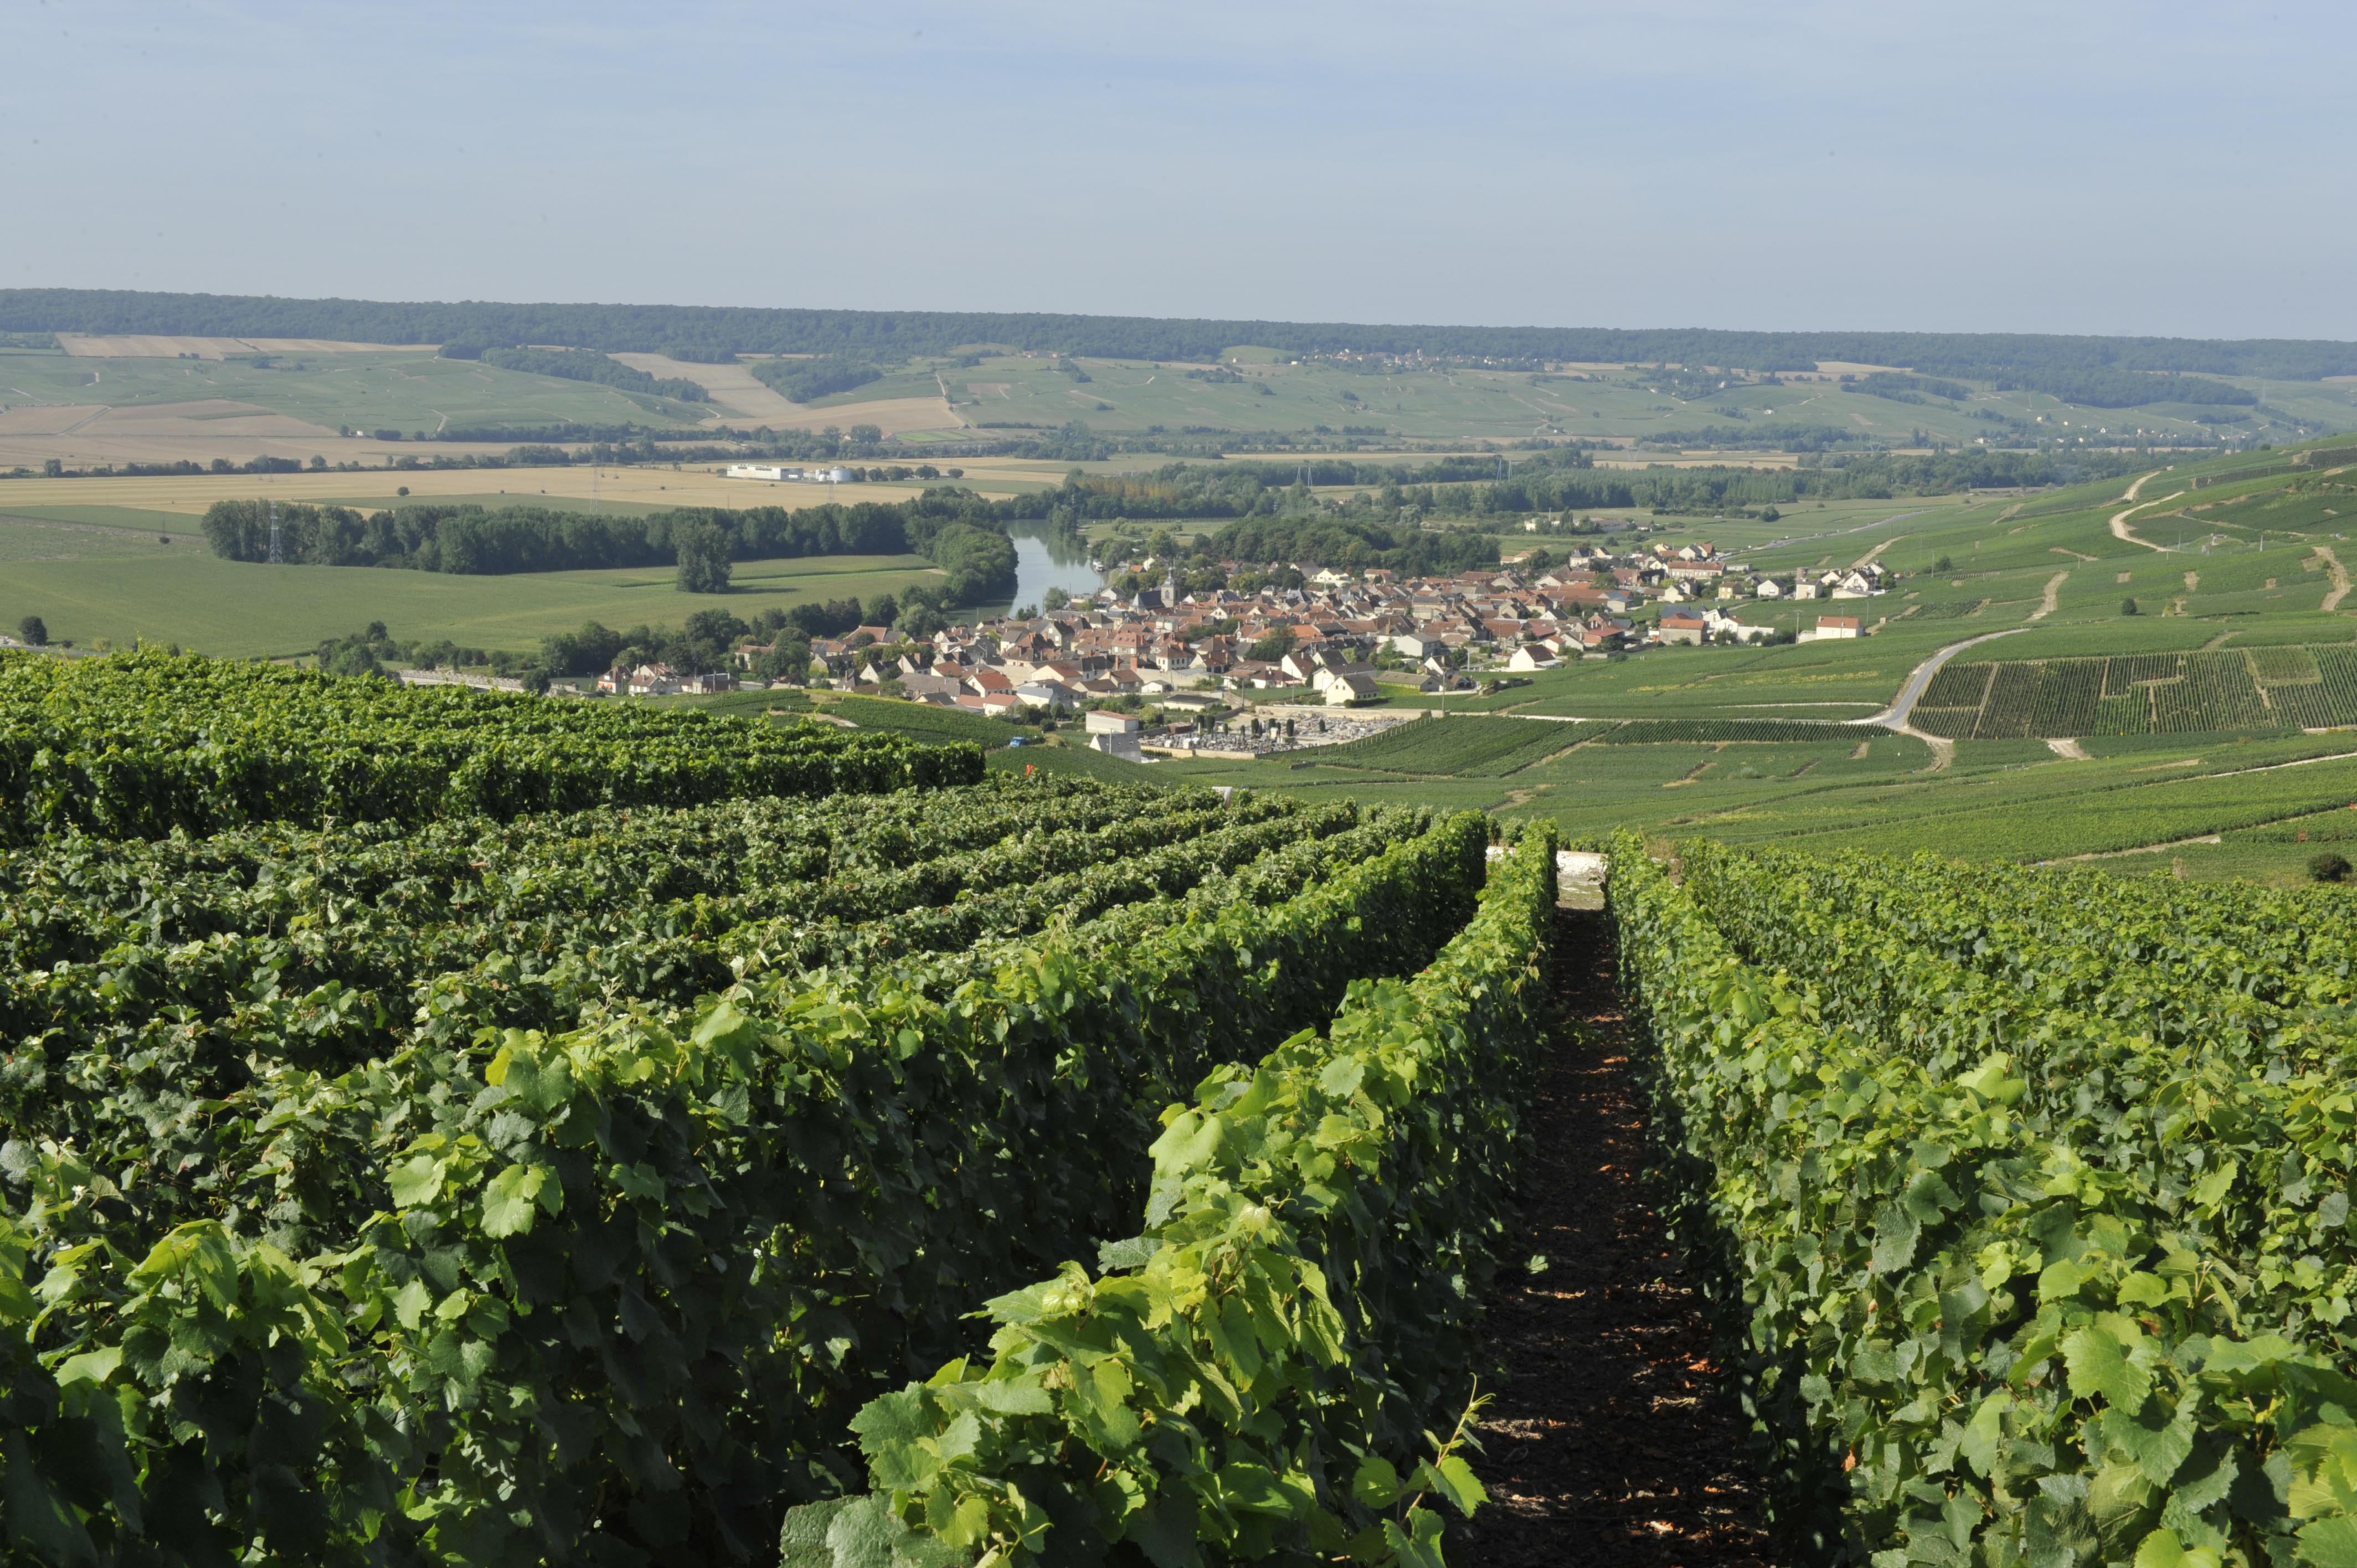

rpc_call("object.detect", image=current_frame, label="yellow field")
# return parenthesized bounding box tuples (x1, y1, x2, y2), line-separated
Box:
(605, 354, 804, 424)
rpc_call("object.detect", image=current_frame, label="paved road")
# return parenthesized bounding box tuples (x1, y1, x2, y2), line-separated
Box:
(1853, 626, 2034, 728)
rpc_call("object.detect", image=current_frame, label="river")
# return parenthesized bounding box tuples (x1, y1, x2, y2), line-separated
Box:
(974, 524, 1105, 619)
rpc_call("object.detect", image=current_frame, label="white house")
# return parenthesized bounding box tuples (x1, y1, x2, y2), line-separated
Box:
(1324, 672, 1382, 705)
(1311, 663, 1378, 693)
(1655, 610, 1713, 646)
(1798, 615, 1862, 642)
(1754, 577, 1787, 600)
(627, 663, 682, 696)
(1705, 609, 1774, 644)
(1507, 646, 1562, 671)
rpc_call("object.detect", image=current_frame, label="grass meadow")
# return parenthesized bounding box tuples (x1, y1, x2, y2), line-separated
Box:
(0, 548, 950, 658)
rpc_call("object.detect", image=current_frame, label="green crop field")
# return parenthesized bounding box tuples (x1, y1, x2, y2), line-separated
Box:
(0, 547, 950, 657)
(0, 347, 711, 434)
(1910, 647, 2357, 737)
(11, 338, 2353, 460)
(851, 351, 2357, 448)
(1314, 714, 1596, 775)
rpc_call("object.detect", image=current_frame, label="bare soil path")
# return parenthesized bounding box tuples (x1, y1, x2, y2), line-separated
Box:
(2319, 546, 2351, 612)
(2029, 570, 2069, 620)
(2109, 493, 2182, 553)
(1457, 909, 1774, 1567)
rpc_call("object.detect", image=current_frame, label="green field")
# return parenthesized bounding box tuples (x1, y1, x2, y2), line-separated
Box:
(860, 352, 2357, 448)
(781, 443, 2357, 878)
(0, 348, 711, 433)
(1315, 715, 1598, 775)
(1914, 644, 2357, 737)
(12, 338, 2351, 453)
(12, 428, 2357, 880)
(0, 548, 950, 657)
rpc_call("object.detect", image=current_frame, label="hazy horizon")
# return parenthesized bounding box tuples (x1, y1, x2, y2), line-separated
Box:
(9, 1, 2355, 343)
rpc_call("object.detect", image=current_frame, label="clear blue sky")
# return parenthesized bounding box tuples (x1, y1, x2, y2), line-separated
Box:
(8, 0, 2354, 341)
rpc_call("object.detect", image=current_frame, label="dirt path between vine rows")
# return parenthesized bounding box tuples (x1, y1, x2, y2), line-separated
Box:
(1455, 909, 1775, 1566)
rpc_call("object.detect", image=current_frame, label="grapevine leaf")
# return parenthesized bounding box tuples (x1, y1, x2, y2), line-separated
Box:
(1214, 1461, 1292, 1515)
(55, 1345, 122, 1387)
(1381, 1507, 1448, 1568)
(388, 1155, 445, 1209)
(478, 1164, 543, 1238)
(821, 1494, 898, 1568)
(2136, 1529, 2224, 1568)
(1097, 1236, 1156, 1273)
(779, 1499, 855, 1567)
(392, 1277, 432, 1332)
(2064, 1324, 2152, 1412)
(1871, 1202, 1920, 1273)
(1352, 1455, 1402, 1508)
(969, 1379, 1054, 1416)
(1423, 1454, 1486, 1518)
(2296, 1517, 2357, 1568)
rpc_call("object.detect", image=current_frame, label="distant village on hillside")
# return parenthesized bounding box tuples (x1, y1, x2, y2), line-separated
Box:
(558, 537, 1896, 759)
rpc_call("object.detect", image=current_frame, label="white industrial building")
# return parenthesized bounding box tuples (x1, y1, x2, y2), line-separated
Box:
(724, 464, 855, 484)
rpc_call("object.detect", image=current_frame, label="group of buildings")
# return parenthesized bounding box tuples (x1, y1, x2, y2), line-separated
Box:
(586, 540, 1892, 749)
(724, 463, 856, 484)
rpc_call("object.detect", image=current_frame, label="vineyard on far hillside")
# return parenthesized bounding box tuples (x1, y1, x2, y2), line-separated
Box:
(1324, 715, 1601, 775)
(1319, 714, 1871, 777)
(1615, 836, 2357, 1565)
(1914, 643, 2357, 737)
(0, 651, 1558, 1568)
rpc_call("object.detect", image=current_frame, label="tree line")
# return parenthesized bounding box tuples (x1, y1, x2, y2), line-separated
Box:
(443, 345, 711, 403)
(11, 287, 2357, 381)
(201, 494, 1018, 604)
(747, 356, 885, 403)
(1193, 517, 1501, 576)
(987, 444, 2149, 531)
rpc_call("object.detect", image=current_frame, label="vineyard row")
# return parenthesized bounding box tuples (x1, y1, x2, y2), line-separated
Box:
(1616, 835, 2357, 1565)
(2, 795, 1489, 1565)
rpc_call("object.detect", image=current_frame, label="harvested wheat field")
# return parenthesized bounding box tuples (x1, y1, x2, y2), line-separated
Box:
(605, 354, 807, 423)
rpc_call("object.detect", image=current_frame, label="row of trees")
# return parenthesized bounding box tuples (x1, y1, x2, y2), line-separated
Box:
(1007, 443, 2161, 539)
(311, 613, 822, 688)
(538, 607, 812, 680)
(199, 494, 1019, 604)
(457, 345, 710, 403)
(747, 355, 884, 403)
(12, 286, 2355, 380)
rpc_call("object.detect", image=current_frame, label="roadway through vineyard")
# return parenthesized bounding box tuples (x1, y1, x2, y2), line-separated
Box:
(1457, 907, 1776, 1566)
